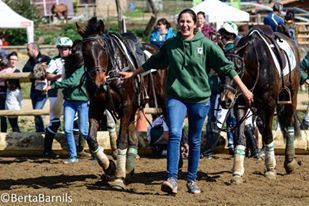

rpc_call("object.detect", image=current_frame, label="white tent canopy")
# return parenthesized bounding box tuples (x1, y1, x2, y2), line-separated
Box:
(0, 0, 34, 43)
(191, 0, 250, 29)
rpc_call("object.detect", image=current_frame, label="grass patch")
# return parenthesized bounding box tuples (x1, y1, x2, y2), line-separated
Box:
(21, 82, 31, 99)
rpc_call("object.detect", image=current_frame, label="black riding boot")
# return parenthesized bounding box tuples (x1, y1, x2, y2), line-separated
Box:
(202, 131, 220, 159)
(43, 129, 58, 158)
(244, 125, 259, 159)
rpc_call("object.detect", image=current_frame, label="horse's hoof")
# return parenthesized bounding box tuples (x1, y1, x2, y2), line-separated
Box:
(230, 175, 243, 185)
(265, 170, 277, 180)
(105, 159, 116, 176)
(101, 174, 113, 182)
(284, 159, 298, 174)
(109, 178, 126, 190)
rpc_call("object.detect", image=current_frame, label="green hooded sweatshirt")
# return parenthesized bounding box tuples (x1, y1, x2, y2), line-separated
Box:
(51, 66, 88, 102)
(142, 31, 238, 103)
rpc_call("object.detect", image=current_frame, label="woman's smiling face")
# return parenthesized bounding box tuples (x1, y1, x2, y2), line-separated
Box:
(178, 12, 197, 40)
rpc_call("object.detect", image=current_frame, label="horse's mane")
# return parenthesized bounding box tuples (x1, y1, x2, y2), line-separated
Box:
(64, 40, 83, 74)
(78, 17, 105, 38)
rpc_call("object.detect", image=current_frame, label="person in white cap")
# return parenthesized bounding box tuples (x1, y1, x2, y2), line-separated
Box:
(43, 37, 73, 158)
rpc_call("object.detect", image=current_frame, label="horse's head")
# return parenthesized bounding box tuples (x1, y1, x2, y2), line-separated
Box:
(220, 77, 235, 109)
(76, 17, 109, 87)
(220, 37, 249, 109)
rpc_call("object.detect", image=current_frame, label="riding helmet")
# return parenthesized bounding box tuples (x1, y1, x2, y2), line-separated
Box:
(220, 22, 238, 37)
(56, 37, 73, 48)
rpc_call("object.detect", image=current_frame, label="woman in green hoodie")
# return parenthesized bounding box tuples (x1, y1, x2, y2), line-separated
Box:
(120, 9, 253, 194)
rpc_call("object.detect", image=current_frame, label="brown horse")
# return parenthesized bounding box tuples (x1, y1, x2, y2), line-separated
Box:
(76, 17, 166, 189)
(51, 3, 68, 23)
(220, 29, 300, 184)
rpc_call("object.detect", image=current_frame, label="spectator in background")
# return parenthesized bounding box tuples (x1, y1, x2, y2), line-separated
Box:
(149, 18, 175, 48)
(23, 42, 51, 132)
(5, 52, 23, 132)
(43, 37, 73, 158)
(300, 52, 309, 130)
(0, 38, 8, 59)
(0, 33, 9, 46)
(0, 58, 13, 132)
(284, 10, 298, 46)
(263, 2, 284, 32)
(196, 11, 216, 41)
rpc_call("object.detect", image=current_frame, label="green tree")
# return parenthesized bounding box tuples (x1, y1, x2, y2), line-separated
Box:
(4, 0, 41, 24)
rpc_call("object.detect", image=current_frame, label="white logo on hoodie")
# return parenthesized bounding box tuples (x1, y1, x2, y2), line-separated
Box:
(197, 47, 203, 54)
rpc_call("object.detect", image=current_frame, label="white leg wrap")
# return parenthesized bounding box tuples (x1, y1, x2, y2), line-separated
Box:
(94, 146, 110, 170)
(233, 145, 245, 176)
(265, 142, 276, 171)
(116, 149, 127, 178)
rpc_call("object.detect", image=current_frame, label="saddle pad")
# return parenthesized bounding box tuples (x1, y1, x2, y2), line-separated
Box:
(249, 30, 296, 77)
(276, 38, 296, 76)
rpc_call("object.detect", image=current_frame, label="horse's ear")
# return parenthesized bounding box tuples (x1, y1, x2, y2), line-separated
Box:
(97, 20, 105, 35)
(76, 22, 86, 37)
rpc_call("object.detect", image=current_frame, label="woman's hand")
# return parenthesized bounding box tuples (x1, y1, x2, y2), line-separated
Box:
(233, 75, 254, 106)
(119, 67, 145, 79)
(43, 85, 51, 93)
(119, 71, 134, 79)
(241, 87, 254, 106)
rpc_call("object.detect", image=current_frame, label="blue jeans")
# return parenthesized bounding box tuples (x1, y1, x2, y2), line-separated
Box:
(166, 97, 209, 181)
(226, 113, 237, 151)
(64, 100, 89, 159)
(30, 89, 47, 132)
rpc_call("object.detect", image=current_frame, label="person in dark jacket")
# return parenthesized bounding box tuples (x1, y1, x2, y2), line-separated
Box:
(263, 2, 284, 32)
(22, 42, 51, 132)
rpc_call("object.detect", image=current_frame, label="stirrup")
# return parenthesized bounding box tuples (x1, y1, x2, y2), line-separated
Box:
(277, 87, 292, 104)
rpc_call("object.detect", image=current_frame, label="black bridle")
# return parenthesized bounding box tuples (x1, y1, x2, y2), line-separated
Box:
(82, 35, 109, 80)
(219, 34, 262, 132)
(81, 34, 122, 120)
(223, 36, 261, 109)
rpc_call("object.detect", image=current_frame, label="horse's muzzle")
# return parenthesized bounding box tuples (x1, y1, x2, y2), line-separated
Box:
(220, 98, 234, 110)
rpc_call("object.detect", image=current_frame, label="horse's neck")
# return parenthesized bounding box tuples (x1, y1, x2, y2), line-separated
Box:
(105, 33, 136, 71)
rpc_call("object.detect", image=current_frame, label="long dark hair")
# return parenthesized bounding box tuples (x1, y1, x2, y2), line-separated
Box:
(177, 9, 197, 24)
(285, 10, 295, 21)
(7, 51, 18, 61)
(177, 9, 198, 34)
(156, 18, 171, 29)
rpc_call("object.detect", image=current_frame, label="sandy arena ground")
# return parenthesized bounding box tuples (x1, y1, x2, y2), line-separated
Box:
(1, 154, 309, 206)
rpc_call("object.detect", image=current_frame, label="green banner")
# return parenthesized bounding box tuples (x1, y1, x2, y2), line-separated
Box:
(230, 0, 240, 9)
(192, 0, 202, 6)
